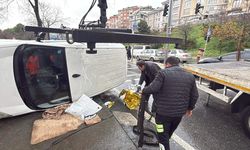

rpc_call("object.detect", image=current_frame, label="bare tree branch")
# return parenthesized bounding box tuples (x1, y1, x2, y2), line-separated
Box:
(28, 0, 34, 8)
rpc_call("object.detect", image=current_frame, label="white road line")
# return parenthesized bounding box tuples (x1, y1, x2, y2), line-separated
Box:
(124, 78, 140, 82)
(127, 74, 140, 77)
(127, 67, 138, 70)
(172, 134, 196, 150)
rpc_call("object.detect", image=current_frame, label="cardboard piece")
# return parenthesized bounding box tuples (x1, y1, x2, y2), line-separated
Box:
(31, 114, 83, 145)
(85, 115, 101, 125)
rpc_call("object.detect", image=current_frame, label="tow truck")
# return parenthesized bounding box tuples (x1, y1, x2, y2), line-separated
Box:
(183, 61, 250, 138)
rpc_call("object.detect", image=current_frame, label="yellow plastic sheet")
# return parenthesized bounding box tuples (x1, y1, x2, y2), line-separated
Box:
(119, 89, 141, 110)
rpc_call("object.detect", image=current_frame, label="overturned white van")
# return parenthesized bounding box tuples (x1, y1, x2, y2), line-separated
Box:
(0, 40, 127, 119)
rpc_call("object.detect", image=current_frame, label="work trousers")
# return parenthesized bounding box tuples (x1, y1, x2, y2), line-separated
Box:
(155, 114, 182, 150)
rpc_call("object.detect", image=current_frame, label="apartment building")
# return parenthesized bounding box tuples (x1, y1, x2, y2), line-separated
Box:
(117, 6, 139, 29)
(106, 15, 119, 28)
(227, 0, 250, 12)
(161, 0, 183, 26)
(147, 7, 166, 31)
(161, 0, 241, 26)
(129, 6, 155, 32)
(107, 6, 139, 29)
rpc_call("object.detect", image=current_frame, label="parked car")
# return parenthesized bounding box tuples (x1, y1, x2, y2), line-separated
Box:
(168, 49, 192, 63)
(137, 49, 165, 62)
(132, 45, 151, 59)
(198, 50, 250, 64)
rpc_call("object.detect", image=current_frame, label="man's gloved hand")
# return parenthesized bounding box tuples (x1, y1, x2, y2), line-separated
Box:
(136, 85, 141, 93)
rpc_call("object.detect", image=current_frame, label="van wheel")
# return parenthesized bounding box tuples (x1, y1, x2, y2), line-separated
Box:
(149, 57, 154, 62)
(241, 106, 250, 138)
(136, 56, 140, 61)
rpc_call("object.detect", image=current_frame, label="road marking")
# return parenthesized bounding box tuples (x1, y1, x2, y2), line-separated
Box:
(127, 74, 140, 78)
(127, 67, 139, 70)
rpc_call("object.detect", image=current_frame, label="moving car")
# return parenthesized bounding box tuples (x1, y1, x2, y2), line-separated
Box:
(0, 40, 127, 119)
(198, 50, 250, 64)
(168, 49, 192, 63)
(137, 49, 165, 62)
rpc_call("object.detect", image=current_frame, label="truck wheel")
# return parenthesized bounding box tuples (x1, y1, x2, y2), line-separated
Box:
(149, 57, 154, 62)
(241, 106, 250, 138)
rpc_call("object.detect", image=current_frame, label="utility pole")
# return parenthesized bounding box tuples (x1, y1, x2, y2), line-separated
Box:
(167, 0, 173, 51)
(204, 24, 211, 52)
(163, 0, 173, 58)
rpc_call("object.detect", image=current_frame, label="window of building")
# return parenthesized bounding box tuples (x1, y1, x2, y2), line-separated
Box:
(184, 0, 191, 8)
(208, 0, 217, 4)
(232, 0, 243, 8)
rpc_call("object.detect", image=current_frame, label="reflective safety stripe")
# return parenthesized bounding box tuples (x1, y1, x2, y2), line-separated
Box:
(156, 124, 164, 133)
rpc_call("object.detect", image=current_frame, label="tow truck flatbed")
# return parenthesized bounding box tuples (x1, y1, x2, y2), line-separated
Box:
(183, 61, 250, 138)
(183, 61, 250, 94)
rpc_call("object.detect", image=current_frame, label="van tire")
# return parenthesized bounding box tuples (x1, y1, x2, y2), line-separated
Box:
(241, 106, 250, 138)
(149, 57, 154, 62)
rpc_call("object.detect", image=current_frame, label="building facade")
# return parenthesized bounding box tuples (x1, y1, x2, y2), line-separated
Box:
(147, 7, 166, 31)
(106, 15, 119, 28)
(129, 6, 155, 32)
(107, 6, 139, 29)
(107, 0, 249, 31)
(117, 6, 139, 29)
(227, 0, 250, 12)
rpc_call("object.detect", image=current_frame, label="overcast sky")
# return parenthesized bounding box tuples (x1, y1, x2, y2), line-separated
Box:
(0, 0, 164, 30)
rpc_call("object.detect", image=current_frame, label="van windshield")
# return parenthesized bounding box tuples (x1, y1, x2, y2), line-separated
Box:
(145, 46, 151, 49)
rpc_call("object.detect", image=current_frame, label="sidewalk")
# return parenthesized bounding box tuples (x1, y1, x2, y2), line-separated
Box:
(0, 106, 137, 150)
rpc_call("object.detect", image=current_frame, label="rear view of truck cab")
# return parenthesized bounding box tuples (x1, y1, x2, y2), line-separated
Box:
(0, 40, 126, 119)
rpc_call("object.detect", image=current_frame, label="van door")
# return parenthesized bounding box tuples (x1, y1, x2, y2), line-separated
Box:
(65, 48, 85, 101)
(14, 45, 71, 109)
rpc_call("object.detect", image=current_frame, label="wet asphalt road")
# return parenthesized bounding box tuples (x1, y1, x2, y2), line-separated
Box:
(114, 62, 250, 150)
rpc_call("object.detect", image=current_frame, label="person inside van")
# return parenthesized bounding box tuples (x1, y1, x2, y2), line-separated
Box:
(26, 51, 40, 85)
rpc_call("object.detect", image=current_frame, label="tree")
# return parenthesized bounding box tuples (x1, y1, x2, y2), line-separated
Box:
(22, 1, 65, 39)
(137, 20, 150, 34)
(213, 13, 250, 60)
(27, 0, 42, 27)
(177, 23, 192, 49)
(22, 1, 65, 28)
(0, 23, 34, 39)
(0, 0, 42, 27)
(1, 0, 65, 39)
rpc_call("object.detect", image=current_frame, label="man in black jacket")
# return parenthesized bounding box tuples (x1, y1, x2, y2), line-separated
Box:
(136, 60, 161, 90)
(136, 60, 161, 112)
(142, 56, 199, 150)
